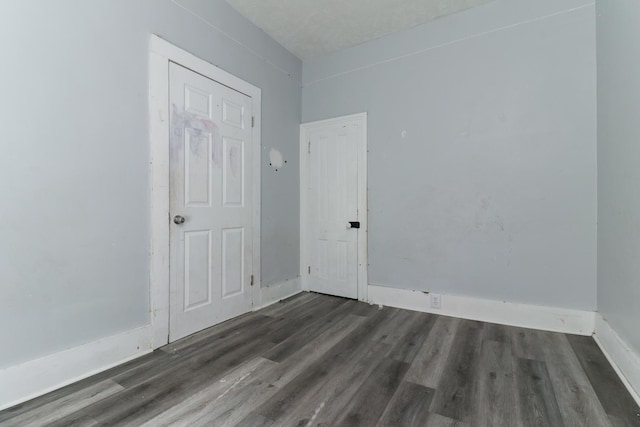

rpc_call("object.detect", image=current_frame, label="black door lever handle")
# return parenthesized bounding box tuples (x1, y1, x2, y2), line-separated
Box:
(348, 221, 360, 229)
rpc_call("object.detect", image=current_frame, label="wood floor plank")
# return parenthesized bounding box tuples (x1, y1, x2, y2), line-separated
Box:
(367, 308, 404, 343)
(262, 299, 362, 362)
(483, 322, 512, 344)
(46, 415, 97, 427)
(566, 334, 640, 425)
(424, 412, 470, 426)
(608, 414, 640, 427)
(269, 340, 391, 426)
(515, 357, 565, 427)
(234, 414, 275, 427)
(472, 339, 517, 427)
(48, 335, 276, 426)
(257, 292, 323, 319)
(159, 313, 273, 354)
(387, 311, 437, 363)
(249, 308, 397, 423)
(376, 381, 436, 427)
(348, 300, 379, 317)
(375, 309, 414, 344)
(260, 312, 370, 388)
(173, 293, 325, 356)
(172, 313, 370, 426)
(276, 291, 310, 304)
(264, 296, 348, 344)
(404, 316, 460, 388)
(0, 380, 122, 427)
(109, 352, 184, 390)
(511, 326, 548, 361)
(333, 357, 410, 426)
(429, 319, 484, 423)
(539, 333, 613, 427)
(137, 356, 276, 427)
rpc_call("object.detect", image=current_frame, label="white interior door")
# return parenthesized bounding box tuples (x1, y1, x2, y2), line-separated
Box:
(304, 118, 365, 299)
(169, 62, 254, 342)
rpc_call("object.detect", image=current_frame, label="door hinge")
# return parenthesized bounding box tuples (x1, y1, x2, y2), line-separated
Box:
(250, 274, 254, 286)
(252, 116, 255, 128)
(308, 265, 311, 274)
(308, 141, 311, 154)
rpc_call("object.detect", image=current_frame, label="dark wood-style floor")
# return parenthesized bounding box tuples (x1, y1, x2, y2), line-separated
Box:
(1, 292, 639, 427)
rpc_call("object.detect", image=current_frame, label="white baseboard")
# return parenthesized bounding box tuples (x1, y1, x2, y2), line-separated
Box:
(0, 325, 153, 411)
(593, 314, 640, 407)
(367, 284, 595, 336)
(255, 276, 302, 310)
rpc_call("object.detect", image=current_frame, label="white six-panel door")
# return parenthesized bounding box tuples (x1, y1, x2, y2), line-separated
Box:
(302, 116, 366, 299)
(169, 63, 254, 341)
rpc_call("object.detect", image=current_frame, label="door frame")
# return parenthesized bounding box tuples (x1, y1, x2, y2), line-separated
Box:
(148, 35, 262, 348)
(299, 113, 368, 302)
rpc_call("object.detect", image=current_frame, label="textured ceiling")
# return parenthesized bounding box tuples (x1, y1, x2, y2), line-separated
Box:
(226, 0, 494, 60)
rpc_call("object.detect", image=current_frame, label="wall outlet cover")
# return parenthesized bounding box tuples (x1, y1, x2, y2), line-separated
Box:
(430, 293, 442, 309)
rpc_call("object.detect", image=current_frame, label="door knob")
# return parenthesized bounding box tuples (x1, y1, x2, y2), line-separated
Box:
(347, 221, 360, 229)
(173, 215, 186, 224)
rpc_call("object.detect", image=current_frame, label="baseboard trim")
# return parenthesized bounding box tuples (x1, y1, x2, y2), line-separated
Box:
(367, 284, 595, 336)
(0, 325, 153, 411)
(593, 314, 640, 407)
(256, 277, 302, 310)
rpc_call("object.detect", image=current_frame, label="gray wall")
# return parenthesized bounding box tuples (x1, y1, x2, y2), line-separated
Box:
(302, 0, 597, 310)
(596, 0, 640, 354)
(0, 0, 301, 368)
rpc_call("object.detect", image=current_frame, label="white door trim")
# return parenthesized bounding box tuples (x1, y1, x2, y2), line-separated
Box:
(149, 35, 262, 348)
(300, 113, 368, 301)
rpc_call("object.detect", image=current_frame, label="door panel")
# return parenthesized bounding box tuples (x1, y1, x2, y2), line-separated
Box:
(184, 230, 211, 311)
(222, 227, 244, 297)
(169, 63, 253, 342)
(185, 130, 212, 206)
(222, 137, 244, 206)
(307, 123, 360, 299)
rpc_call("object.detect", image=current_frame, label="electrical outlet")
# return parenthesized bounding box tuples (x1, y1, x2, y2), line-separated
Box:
(430, 293, 442, 309)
